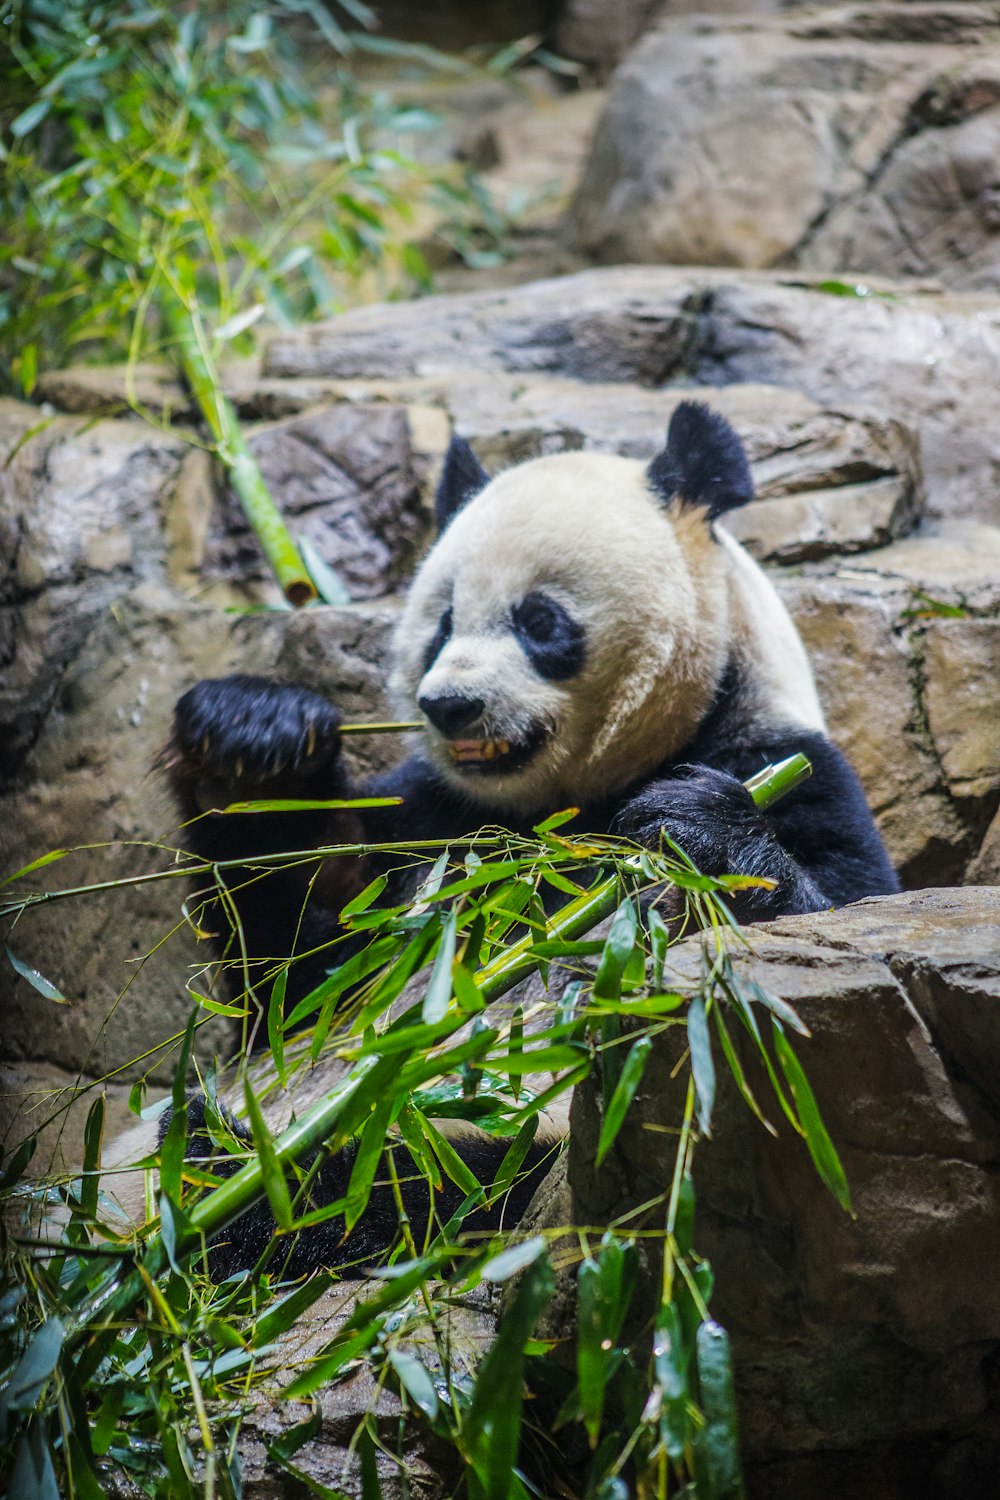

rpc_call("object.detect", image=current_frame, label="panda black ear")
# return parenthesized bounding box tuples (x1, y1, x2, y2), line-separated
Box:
(647, 401, 754, 520)
(436, 436, 490, 531)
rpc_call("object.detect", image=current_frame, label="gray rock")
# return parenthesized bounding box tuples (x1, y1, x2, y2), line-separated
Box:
(555, 0, 666, 75)
(0, 591, 397, 1078)
(566, 887, 1000, 1496)
(262, 265, 1000, 525)
(570, 4, 1000, 291)
(206, 404, 427, 601)
(0, 400, 185, 778)
(776, 524, 1000, 886)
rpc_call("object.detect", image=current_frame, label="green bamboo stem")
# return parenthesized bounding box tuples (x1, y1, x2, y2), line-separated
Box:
(61, 753, 811, 1350)
(164, 297, 319, 608)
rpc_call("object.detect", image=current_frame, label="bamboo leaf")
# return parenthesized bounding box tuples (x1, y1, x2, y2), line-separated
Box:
(466, 1255, 555, 1500)
(772, 1022, 853, 1213)
(422, 906, 457, 1025)
(267, 969, 288, 1088)
(596, 1034, 652, 1168)
(481, 1235, 546, 1283)
(387, 1348, 439, 1420)
(344, 1095, 394, 1231)
(488, 1116, 539, 1208)
(5, 945, 66, 1003)
(244, 1073, 293, 1230)
(592, 897, 637, 1000)
(4, 1318, 65, 1411)
(694, 1321, 746, 1499)
(688, 995, 716, 1136)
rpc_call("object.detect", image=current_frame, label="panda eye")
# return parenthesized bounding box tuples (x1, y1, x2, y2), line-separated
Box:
(512, 592, 585, 681)
(423, 605, 453, 671)
(513, 594, 559, 642)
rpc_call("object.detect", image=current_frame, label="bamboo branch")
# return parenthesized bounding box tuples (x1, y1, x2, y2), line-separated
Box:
(60, 754, 811, 1354)
(164, 296, 321, 608)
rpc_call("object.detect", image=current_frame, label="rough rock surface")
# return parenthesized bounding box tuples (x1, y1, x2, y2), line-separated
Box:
(1, 592, 397, 1082)
(571, 3, 1000, 290)
(264, 265, 1000, 525)
(7, 268, 1000, 1086)
(567, 887, 1000, 1499)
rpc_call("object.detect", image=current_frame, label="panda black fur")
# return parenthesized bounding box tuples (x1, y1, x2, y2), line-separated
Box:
(113, 403, 898, 1277)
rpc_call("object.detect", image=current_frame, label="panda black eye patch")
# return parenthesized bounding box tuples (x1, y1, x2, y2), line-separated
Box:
(512, 592, 585, 680)
(423, 605, 453, 670)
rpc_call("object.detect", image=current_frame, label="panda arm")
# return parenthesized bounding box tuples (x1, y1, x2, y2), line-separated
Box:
(163, 676, 451, 1013)
(612, 730, 898, 921)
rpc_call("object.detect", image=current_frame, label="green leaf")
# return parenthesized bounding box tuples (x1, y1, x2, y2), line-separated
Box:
(0, 848, 71, 886)
(5, 946, 66, 1003)
(593, 898, 638, 1000)
(653, 1301, 687, 1401)
(422, 906, 457, 1024)
(466, 1255, 555, 1500)
(80, 1095, 105, 1220)
(688, 995, 716, 1136)
(268, 969, 288, 1088)
(344, 1095, 394, 1231)
(481, 1235, 546, 1283)
(596, 1034, 651, 1168)
(576, 1237, 633, 1449)
(0, 1135, 36, 1191)
(340, 874, 388, 919)
(387, 1348, 439, 1420)
(3, 1318, 65, 1412)
(489, 1116, 539, 1208)
(11, 98, 52, 137)
(772, 1022, 853, 1213)
(254, 1273, 335, 1347)
(695, 1321, 746, 1499)
(244, 1072, 293, 1230)
(417, 1112, 483, 1200)
(358, 1423, 384, 1500)
(267, 1402, 322, 1462)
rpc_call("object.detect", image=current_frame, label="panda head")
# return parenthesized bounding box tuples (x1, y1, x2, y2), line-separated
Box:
(390, 402, 756, 813)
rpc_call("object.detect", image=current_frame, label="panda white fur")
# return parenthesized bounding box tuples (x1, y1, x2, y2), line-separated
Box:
(107, 403, 898, 1276)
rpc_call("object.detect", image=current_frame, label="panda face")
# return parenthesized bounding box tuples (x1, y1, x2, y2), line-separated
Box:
(390, 450, 733, 812)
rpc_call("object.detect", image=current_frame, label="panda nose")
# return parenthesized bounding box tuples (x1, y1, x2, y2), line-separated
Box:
(418, 693, 485, 737)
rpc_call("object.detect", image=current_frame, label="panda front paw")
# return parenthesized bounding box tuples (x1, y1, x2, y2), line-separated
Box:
(613, 766, 763, 873)
(165, 675, 343, 792)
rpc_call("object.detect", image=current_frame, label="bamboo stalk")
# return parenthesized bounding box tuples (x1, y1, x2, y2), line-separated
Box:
(164, 297, 320, 608)
(62, 754, 811, 1351)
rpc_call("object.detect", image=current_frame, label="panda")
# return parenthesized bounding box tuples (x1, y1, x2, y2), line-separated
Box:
(110, 402, 898, 1277)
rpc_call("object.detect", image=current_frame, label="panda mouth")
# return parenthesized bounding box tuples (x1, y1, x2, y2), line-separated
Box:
(445, 728, 545, 775)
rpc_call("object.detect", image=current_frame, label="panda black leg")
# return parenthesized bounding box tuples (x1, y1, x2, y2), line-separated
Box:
(161, 676, 375, 1023)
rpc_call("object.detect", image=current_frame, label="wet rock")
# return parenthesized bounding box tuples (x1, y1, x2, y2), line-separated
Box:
(231, 1284, 494, 1500)
(566, 887, 1000, 1498)
(570, 4, 1000, 291)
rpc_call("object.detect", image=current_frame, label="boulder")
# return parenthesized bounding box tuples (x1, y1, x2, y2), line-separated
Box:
(0, 400, 185, 778)
(570, 4, 1000, 291)
(773, 525, 1000, 886)
(0, 592, 397, 1080)
(567, 887, 1000, 1498)
(263, 265, 1000, 525)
